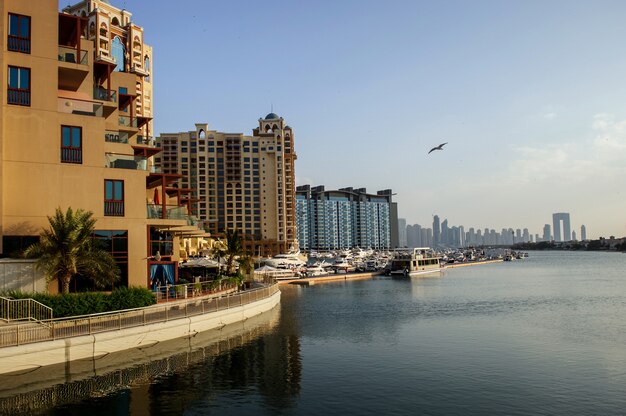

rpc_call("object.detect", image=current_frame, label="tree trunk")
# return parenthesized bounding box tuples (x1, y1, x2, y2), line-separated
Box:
(61, 273, 71, 294)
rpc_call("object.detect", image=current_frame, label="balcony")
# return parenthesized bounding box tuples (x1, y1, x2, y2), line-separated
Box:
(105, 153, 148, 170)
(58, 95, 103, 117)
(147, 204, 187, 220)
(94, 87, 117, 102)
(130, 63, 149, 77)
(58, 46, 88, 65)
(118, 115, 138, 131)
(105, 130, 128, 144)
(136, 135, 155, 146)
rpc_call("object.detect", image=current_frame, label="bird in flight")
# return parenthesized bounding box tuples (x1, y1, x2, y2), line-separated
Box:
(428, 142, 448, 154)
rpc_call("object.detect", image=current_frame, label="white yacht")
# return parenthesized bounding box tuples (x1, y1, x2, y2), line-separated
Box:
(386, 248, 441, 277)
(263, 250, 306, 269)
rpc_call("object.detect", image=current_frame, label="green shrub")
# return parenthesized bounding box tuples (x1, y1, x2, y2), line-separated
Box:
(1, 287, 156, 318)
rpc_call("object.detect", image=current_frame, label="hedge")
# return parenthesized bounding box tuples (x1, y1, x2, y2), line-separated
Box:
(1, 287, 157, 318)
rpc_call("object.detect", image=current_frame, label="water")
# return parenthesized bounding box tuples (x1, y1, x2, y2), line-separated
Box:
(3, 251, 626, 415)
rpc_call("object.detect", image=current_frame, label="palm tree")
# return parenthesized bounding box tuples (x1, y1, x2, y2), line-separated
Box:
(24, 207, 120, 294)
(214, 228, 245, 275)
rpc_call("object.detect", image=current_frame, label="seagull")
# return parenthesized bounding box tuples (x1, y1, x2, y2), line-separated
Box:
(428, 142, 448, 154)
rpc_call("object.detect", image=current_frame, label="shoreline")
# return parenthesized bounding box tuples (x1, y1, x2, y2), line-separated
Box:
(277, 259, 504, 286)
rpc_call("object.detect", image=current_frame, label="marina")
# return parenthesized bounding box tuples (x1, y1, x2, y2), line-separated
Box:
(5, 251, 626, 415)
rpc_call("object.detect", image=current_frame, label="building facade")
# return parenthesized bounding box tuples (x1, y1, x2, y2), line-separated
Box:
(295, 185, 394, 251)
(1, 0, 196, 290)
(155, 114, 297, 257)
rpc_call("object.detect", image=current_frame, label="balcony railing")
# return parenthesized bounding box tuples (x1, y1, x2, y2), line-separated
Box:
(61, 147, 82, 164)
(105, 153, 148, 170)
(147, 204, 187, 220)
(105, 130, 128, 144)
(58, 45, 88, 65)
(58, 97, 103, 117)
(94, 87, 117, 102)
(8, 35, 30, 53)
(8, 89, 30, 106)
(137, 135, 155, 146)
(119, 115, 138, 128)
(104, 201, 124, 217)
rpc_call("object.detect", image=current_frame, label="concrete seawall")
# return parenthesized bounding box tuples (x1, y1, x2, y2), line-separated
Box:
(0, 290, 280, 375)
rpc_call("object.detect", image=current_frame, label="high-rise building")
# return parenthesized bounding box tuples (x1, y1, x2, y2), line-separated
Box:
(295, 186, 393, 251)
(441, 219, 449, 245)
(552, 212, 571, 242)
(581, 225, 587, 241)
(572, 231, 577, 241)
(0, 0, 195, 289)
(433, 215, 440, 247)
(543, 224, 551, 242)
(156, 114, 297, 256)
(398, 218, 407, 248)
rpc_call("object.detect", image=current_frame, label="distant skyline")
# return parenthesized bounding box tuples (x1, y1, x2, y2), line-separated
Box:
(97, 0, 626, 239)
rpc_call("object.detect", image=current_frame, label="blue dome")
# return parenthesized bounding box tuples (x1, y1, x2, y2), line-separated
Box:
(265, 113, 280, 120)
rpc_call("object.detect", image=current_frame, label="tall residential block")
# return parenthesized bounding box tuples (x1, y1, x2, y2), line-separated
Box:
(398, 218, 407, 248)
(0, 0, 196, 290)
(580, 225, 587, 241)
(433, 215, 440, 247)
(543, 224, 551, 242)
(552, 212, 571, 242)
(295, 185, 394, 251)
(155, 113, 297, 257)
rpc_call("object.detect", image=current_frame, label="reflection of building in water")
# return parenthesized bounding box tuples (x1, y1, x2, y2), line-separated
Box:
(0, 307, 288, 414)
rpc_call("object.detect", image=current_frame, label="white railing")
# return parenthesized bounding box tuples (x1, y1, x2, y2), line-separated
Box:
(0, 297, 53, 323)
(0, 284, 279, 348)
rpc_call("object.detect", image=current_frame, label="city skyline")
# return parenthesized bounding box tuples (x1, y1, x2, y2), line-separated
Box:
(93, 1, 625, 239)
(404, 211, 592, 248)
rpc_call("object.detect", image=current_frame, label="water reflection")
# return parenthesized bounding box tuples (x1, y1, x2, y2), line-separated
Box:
(0, 304, 303, 415)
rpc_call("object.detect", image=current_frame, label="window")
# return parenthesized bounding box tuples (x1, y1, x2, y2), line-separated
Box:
(7, 66, 30, 106)
(93, 230, 129, 287)
(61, 126, 82, 164)
(8, 13, 30, 53)
(112, 36, 125, 72)
(104, 180, 124, 216)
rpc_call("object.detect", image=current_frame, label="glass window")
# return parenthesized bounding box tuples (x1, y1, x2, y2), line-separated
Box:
(112, 36, 125, 72)
(7, 66, 30, 106)
(61, 126, 82, 164)
(104, 179, 124, 216)
(8, 13, 30, 53)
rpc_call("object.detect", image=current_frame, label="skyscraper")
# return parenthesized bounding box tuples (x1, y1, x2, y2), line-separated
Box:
(433, 215, 440, 247)
(543, 224, 551, 242)
(552, 212, 571, 242)
(581, 225, 587, 241)
(398, 218, 407, 248)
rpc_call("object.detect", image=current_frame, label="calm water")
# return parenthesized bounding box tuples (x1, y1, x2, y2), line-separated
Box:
(3, 251, 626, 415)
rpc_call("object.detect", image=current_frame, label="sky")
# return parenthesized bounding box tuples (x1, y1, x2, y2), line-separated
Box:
(110, 0, 626, 239)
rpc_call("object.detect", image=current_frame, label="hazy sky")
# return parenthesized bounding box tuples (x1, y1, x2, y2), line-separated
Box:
(116, 0, 625, 239)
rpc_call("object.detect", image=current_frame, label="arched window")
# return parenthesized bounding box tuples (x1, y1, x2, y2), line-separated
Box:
(199, 129, 206, 139)
(111, 36, 125, 72)
(111, 17, 120, 27)
(144, 55, 151, 82)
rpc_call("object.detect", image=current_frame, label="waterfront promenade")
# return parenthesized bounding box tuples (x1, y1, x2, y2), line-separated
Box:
(0, 283, 280, 375)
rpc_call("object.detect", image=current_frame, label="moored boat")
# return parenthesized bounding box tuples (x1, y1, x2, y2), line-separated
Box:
(385, 247, 441, 276)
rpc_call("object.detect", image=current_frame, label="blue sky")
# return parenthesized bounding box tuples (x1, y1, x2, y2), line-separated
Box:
(119, 0, 626, 238)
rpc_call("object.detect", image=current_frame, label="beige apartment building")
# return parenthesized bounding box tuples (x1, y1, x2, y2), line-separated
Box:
(156, 114, 298, 257)
(0, 0, 199, 291)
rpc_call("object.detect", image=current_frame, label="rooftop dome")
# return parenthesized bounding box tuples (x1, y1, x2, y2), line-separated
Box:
(264, 113, 280, 120)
